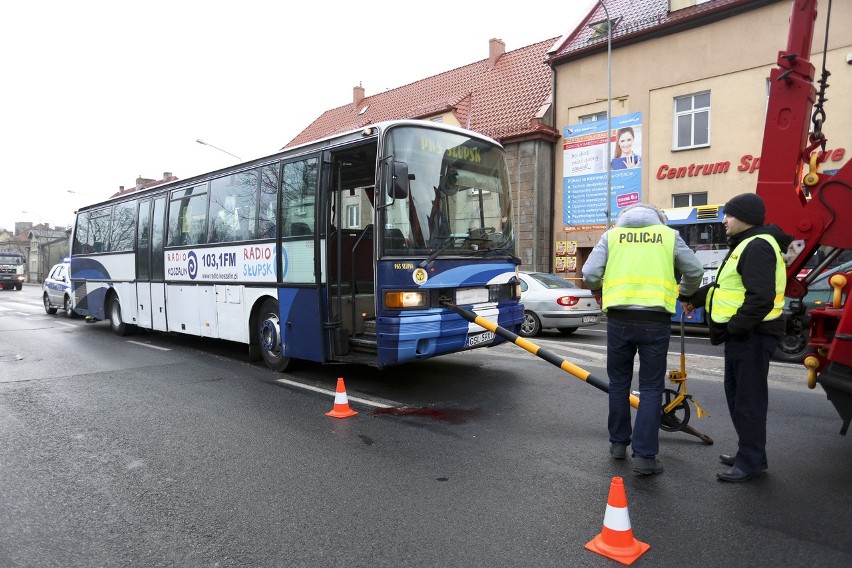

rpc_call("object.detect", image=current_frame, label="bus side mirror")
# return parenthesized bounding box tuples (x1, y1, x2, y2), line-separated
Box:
(389, 161, 411, 200)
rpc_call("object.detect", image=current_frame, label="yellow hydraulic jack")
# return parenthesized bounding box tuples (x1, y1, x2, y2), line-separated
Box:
(443, 302, 713, 445)
(660, 313, 709, 436)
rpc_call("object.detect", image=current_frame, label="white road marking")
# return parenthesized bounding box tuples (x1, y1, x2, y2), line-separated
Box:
(127, 340, 172, 351)
(275, 378, 394, 409)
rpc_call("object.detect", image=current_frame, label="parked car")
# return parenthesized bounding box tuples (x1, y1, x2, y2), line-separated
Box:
(510, 271, 602, 337)
(774, 259, 852, 362)
(42, 260, 76, 318)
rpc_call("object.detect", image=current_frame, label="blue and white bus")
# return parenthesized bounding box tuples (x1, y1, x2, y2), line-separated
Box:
(70, 120, 523, 370)
(663, 204, 728, 324)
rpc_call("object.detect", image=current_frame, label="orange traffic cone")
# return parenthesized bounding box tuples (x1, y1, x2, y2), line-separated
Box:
(584, 476, 650, 565)
(326, 377, 358, 418)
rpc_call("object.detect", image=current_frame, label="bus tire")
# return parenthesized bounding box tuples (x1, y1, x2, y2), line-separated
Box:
(258, 299, 294, 372)
(109, 296, 131, 336)
(43, 293, 57, 315)
(64, 295, 77, 319)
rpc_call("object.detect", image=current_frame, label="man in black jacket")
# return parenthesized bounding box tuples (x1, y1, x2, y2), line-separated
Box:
(684, 193, 792, 482)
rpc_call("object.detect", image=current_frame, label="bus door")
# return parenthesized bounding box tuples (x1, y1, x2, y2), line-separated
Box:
(277, 155, 325, 363)
(150, 196, 168, 331)
(322, 145, 379, 360)
(135, 198, 152, 328)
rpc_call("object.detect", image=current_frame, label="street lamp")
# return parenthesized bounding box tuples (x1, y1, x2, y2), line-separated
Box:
(196, 138, 242, 162)
(598, 0, 613, 229)
(21, 210, 43, 225)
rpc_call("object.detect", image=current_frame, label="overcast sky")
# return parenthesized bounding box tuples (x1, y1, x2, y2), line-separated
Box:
(0, 0, 596, 232)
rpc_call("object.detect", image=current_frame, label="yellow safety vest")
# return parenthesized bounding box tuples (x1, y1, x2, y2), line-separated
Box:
(602, 226, 678, 313)
(707, 234, 785, 323)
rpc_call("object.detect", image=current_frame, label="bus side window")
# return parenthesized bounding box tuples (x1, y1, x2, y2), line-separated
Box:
(282, 158, 318, 237)
(259, 163, 279, 239)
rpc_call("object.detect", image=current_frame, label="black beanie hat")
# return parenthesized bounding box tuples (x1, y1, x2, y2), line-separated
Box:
(724, 193, 765, 225)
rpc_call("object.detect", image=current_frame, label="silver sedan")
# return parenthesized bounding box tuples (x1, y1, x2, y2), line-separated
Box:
(515, 271, 601, 337)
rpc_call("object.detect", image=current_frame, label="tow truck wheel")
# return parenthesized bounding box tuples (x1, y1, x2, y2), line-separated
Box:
(257, 299, 295, 372)
(43, 293, 57, 315)
(15, 283, 22, 291)
(773, 314, 813, 362)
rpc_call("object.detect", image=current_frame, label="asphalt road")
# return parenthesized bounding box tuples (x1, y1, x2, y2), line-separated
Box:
(1, 286, 850, 567)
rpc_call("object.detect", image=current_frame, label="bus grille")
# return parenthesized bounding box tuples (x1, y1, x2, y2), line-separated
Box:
(75, 282, 88, 309)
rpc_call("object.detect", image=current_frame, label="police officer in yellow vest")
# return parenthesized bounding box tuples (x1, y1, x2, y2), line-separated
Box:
(684, 193, 791, 482)
(584, 203, 703, 476)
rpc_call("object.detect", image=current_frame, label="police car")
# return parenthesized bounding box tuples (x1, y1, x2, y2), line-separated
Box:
(42, 260, 77, 318)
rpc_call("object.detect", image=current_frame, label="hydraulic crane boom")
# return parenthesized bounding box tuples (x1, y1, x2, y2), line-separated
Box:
(755, 0, 852, 433)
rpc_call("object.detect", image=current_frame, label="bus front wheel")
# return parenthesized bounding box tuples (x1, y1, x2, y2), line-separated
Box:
(109, 296, 130, 336)
(258, 299, 294, 372)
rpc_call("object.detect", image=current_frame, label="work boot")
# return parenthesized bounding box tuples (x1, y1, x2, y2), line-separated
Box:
(633, 456, 663, 476)
(610, 443, 627, 460)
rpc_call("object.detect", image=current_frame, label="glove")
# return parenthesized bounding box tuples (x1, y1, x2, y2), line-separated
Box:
(709, 324, 729, 346)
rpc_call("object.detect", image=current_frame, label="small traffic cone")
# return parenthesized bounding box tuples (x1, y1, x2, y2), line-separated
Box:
(326, 377, 358, 418)
(584, 477, 650, 565)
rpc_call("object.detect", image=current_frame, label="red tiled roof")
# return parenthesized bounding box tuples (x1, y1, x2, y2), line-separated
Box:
(285, 37, 561, 148)
(549, 0, 777, 62)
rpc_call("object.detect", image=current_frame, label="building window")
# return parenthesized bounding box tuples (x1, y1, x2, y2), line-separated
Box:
(672, 192, 708, 208)
(579, 112, 608, 123)
(674, 92, 710, 149)
(346, 204, 360, 228)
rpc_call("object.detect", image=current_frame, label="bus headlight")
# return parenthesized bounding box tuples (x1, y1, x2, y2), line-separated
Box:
(384, 291, 427, 309)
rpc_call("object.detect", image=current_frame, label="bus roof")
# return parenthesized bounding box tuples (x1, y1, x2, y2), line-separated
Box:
(75, 120, 503, 213)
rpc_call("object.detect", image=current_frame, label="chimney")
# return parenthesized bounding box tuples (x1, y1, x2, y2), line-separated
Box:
(488, 38, 505, 69)
(353, 84, 365, 107)
(163, 171, 173, 180)
(136, 176, 145, 190)
(119, 186, 125, 192)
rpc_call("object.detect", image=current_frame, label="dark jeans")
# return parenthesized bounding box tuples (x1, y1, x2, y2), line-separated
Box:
(606, 318, 671, 458)
(724, 332, 777, 474)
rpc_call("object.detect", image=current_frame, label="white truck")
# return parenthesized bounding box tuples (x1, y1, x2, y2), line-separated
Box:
(0, 251, 26, 290)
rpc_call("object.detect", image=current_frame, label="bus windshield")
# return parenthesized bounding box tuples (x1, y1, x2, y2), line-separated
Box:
(381, 126, 513, 258)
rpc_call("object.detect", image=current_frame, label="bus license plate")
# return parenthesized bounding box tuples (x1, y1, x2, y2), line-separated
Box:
(582, 315, 598, 323)
(466, 331, 495, 348)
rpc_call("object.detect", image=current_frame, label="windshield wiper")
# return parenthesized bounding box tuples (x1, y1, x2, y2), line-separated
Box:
(469, 245, 522, 265)
(418, 236, 465, 268)
(419, 237, 521, 268)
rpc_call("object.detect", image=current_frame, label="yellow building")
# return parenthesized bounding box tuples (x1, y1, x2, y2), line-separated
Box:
(548, 0, 851, 279)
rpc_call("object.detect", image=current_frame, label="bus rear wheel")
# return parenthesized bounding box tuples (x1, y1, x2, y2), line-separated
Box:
(109, 296, 131, 336)
(258, 299, 294, 372)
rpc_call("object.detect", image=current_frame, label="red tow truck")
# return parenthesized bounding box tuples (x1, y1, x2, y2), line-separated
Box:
(757, 0, 852, 433)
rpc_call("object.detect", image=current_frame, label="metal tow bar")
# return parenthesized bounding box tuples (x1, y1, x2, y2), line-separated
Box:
(443, 301, 713, 445)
